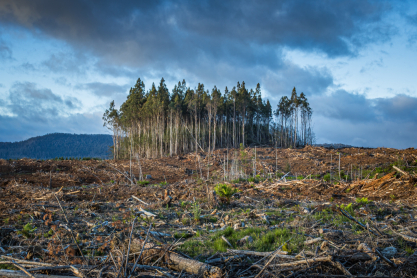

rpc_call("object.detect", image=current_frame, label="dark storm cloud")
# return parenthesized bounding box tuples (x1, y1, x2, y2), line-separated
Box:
(74, 82, 129, 98)
(311, 92, 417, 148)
(374, 94, 417, 121)
(6, 82, 80, 121)
(0, 0, 395, 71)
(263, 64, 334, 101)
(312, 90, 376, 123)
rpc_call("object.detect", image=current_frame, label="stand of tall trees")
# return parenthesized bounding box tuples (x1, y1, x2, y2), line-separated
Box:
(102, 78, 313, 159)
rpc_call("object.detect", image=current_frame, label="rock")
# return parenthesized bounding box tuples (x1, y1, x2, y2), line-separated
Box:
(237, 235, 253, 246)
(381, 246, 397, 258)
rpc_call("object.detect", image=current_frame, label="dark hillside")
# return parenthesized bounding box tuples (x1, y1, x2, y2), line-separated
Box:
(0, 133, 112, 159)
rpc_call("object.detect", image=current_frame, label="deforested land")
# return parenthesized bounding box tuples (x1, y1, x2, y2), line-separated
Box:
(1, 145, 417, 277)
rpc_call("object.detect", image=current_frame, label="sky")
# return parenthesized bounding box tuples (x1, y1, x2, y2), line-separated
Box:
(1, 0, 417, 148)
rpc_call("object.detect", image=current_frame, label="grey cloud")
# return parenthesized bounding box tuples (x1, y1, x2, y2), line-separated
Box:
(263, 64, 334, 101)
(312, 91, 417, 148)
(0, 39, 12, 59)
(75, 82, 129, 97)
(360, 58, 384, 73)
(374, 94, 417, 121)
(19, 62, 37, 71)
(315, 115, 417, 149)
(0, 0, 396, 74)
(41, 51, 89, 74)
(6, 82, 80, 121)
(312, 90, 376, 123)
(54, 77, 71, 86)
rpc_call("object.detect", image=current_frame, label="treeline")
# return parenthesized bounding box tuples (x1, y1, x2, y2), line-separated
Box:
(103, 78, 313, 159)
(0, 133, 113, 160)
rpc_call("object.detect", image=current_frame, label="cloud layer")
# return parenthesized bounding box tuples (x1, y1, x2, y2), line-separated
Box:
(0, 0, 416, 148)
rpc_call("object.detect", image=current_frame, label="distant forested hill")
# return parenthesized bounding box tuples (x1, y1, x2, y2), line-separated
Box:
(0, 133, 113, 159)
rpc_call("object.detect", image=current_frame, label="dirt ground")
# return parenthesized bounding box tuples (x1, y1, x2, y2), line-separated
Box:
(1, 146, 417, 277)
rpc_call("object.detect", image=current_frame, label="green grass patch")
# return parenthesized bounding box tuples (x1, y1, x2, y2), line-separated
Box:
(137, 180, 150, 185)
(178, 226, 305, 258)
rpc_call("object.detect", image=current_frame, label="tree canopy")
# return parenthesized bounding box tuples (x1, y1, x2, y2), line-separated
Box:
(103, 78, 314, 159)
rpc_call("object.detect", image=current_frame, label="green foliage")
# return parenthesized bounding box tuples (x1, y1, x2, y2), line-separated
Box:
(43, 229, 54, 238)
(248, 177, 259, 183)
(180, 200, 188, 209)
(356, 197, 371, 205)
(275, 172, 284, 178)
(159, 181, 168, 186)
(3, 218, 9, 224)
(405, 246, 415, 256)
(137, 180, 149, 185)
(18, 223, 36, 238)
(323, 173, 330, 182)
(340, 203, 355, 215)
(192, 202, 201, 221)
(0, 260, 18, 270)
(214, 183, 240, 203)
(178, 226, 304, 257)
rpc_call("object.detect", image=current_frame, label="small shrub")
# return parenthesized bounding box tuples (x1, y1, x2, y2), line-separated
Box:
(192, 202, 201, 221)
(137, 180, 149, 186)
(405, 246, 415, 256)
(18, 223, 36, 238)
(340, 203, 354, 216)
(356, 197, 371, 205)
(323, 173, 330, 182)
(180, 201, 188, 209)
(159, 181, 168, 186)
(214, 183, 240, 204)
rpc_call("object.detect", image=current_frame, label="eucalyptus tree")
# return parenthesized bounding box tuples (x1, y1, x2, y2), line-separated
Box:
(104, 78, 314, 159)
(102, 100, 121, 160)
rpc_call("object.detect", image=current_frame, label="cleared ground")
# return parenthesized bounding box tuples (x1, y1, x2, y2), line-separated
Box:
(0, 146, 417, 277)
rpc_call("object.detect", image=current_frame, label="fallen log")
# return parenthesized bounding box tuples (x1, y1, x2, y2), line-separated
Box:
(226, 249, 288, 256)
(268, 255, 332, 268)
(0, 270, 76, 278)
(304, 237, 323, 245)
(128, 238, 222, 278)
(393, 165, 409, 177)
